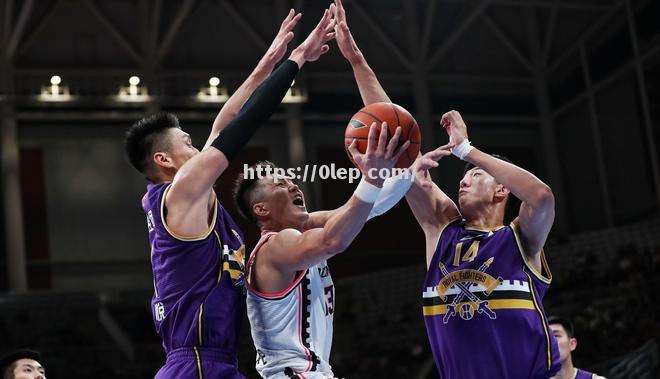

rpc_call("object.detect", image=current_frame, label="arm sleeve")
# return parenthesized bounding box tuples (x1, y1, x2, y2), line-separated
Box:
(210, 59, 299, 160)
(367, 170, 414, 221)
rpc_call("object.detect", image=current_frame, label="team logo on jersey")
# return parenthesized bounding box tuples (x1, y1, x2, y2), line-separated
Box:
(436, 257, 503, 323)
(222, 243, 246, 286)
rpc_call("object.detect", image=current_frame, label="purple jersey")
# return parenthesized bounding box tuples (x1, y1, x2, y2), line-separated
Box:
(423, 219, 560, 379)
(143, 183, 246, 362)
(576, 368, 596, 379)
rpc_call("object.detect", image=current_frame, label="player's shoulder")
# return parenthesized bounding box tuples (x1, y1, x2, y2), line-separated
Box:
(438, 217, 465, 238)
(271, 228, 300, 239)
(593, 374, 607, 379)
(264, 228, 301, 249)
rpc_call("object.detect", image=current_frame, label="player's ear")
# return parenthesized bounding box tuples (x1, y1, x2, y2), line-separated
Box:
(153, 151, 173, 168)
(569, 337, 577, 352)
(253, 202, 270, 218)
(494, 184, 509, 203)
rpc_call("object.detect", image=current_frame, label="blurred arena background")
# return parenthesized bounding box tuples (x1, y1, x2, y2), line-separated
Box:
(1, 0, 659, 377)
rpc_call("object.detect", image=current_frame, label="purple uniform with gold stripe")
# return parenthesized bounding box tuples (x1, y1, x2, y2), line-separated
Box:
(422, 219, 560, 379)
(143, 183, 247, 379)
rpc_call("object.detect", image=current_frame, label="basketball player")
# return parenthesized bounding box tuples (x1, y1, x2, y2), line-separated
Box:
(331, 4, 559, 377)
(0, 349, 45, 379)
(234, 121, 452, 379)
(124, 8, 336, 379)
(548, 317, 607, 379)
(405, 110, 561, 378)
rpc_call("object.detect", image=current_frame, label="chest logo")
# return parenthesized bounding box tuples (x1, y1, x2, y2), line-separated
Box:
(222, 244, 246, 287)
(437, 257, 502, 323)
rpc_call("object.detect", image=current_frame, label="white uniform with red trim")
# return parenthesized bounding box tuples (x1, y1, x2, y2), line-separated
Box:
(246, 231, 336, 379)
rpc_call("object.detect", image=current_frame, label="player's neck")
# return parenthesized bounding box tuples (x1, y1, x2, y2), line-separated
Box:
(261, 219, 304, 233)
(463, 205, 504, 229)
(559, 358, 576, 379)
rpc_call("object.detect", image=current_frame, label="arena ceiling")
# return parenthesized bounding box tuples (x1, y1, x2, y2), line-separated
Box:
(0, 0, 639, 113)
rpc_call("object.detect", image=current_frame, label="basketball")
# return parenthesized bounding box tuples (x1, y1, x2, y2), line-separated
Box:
(344, 102, 421, 169)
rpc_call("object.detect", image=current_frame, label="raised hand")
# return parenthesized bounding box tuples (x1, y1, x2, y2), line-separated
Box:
(348, 122, 410, 186)
(410, 143, 455, 188)
(441, 110, 469, 145)
(289, 6, 337, 66)
(264, 9, 302, 64)
(333, 0, 362, 63)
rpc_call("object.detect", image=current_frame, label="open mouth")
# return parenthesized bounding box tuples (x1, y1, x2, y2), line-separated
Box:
(292, 195, 304, 207)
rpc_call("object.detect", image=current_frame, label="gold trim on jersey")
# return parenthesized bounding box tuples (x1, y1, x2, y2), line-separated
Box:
(193, 346, 204, 379)
(524, 271, 553, 372)
(197, 303, 204, 346)
(160, 184, 218, 241)
(423, 299, 535, 316)
(510, 221, 552, 284)
(214, 231, 223, 282)
(464, 224, 506, 232)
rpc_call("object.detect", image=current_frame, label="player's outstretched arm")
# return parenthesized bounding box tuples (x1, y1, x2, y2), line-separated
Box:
(264, 123, 408, 272)
(164, 9, 336, 237)
(405, 146, 461, 266)
(442, 110, 555, 268)
(203, 9, 302, 150)
(305, 144, 453, 229)
(333, 0, 390, 105)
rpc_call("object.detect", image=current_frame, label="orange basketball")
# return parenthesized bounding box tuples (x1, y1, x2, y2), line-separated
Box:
(344, 102, 421, 169)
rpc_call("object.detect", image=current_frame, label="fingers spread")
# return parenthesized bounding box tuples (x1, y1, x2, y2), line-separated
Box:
(385, 126, 402, 158)
(282, 8, 294, 26)
(366, 122, 379, 155)
(377, 122, 389, 155)
(347, 139, 359, 157)
(393, 140, 411, 161)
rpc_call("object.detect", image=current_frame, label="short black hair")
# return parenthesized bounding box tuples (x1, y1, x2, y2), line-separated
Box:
(124, 112, 180, 181)
(1, 349, 42, 379)
(548, 316, 575, 338)
(233, 160, 277, 224)
(463, 154, 521, 223)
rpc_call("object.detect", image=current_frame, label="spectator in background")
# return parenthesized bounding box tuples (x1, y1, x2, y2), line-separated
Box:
(548, 317, 607, 379)
(0, 349, 45, 379)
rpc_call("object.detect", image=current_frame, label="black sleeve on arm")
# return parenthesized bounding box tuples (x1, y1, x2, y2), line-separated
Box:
(210, 59, 299, 160)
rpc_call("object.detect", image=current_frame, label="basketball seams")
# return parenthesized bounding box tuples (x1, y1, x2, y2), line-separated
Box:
(357, 110, 384, 123)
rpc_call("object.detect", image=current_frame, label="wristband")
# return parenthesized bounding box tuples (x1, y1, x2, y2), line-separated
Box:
(451, 139, 474, 160)
(354, 180, 382, 203)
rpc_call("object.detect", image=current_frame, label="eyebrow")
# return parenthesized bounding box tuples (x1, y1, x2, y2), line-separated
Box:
(20, 364, 44, 371)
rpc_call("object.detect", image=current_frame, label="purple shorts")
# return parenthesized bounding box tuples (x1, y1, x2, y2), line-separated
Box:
(155, 347, 245, 379)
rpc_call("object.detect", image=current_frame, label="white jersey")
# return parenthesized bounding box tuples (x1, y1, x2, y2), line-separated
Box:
(246, 232, 336, 379)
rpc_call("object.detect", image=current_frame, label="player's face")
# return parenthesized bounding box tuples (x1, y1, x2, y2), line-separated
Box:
(260, 175, 308, 226)
(458, 167, 499, 210)
(550, 324, 577, 362)
(163, 128, 200, 170)
(12, 359, 46, 379)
